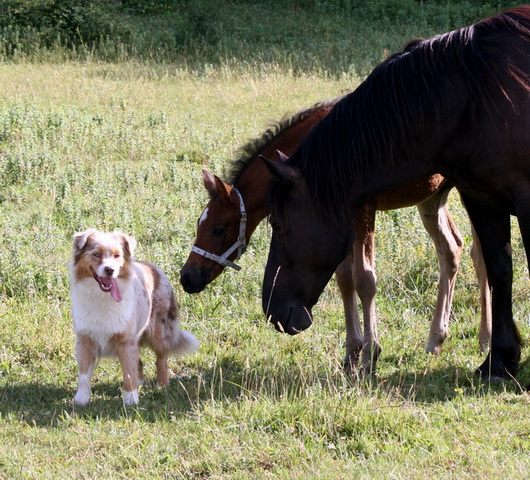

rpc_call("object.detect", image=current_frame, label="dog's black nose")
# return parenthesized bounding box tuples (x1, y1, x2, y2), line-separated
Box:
(104, 266, 114, 277)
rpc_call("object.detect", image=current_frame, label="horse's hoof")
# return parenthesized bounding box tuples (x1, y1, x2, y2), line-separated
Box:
(475, 368, 506, 382)
(342, 349, 361, 373)
(357, 345, 381, 377)
(475, 361, 511, 381)
(425, 343, 442, 356)
(359, 363, 378, 378)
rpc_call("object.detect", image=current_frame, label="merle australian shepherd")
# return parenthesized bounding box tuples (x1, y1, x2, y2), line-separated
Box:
(69, 229, 198, 405)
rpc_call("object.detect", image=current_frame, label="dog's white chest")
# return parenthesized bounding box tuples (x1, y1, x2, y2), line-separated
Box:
(71, 280, 137, 351)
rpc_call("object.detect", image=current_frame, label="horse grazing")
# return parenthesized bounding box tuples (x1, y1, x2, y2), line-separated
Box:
(181, 98, 490, 373)
(262, 7, 530, 380)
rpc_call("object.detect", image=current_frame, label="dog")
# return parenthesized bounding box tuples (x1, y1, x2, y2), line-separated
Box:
(69, 228, 199, 405)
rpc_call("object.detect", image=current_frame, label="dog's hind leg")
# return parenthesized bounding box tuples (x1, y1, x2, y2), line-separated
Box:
(155, 352, 169, 387)
(74, 335, 97, 406)
(138, 359, 144, 385)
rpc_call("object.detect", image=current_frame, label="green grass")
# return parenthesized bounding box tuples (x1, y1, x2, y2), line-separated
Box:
(2, 1, 530, 478)
(1, 60, 530, 480)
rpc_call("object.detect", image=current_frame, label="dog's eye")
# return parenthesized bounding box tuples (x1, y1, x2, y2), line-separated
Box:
(113, 253, 121, 259)
(92, 252, 102, 259)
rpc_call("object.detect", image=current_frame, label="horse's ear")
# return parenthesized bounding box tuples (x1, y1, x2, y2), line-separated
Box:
(202, 169, 216, 194)
(275, 150, 289, 163)
(260, 155, 301, 184)
(202, 169, 231, 203)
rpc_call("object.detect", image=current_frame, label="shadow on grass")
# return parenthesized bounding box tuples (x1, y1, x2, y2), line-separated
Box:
(0, 378, 195, 427)
(2, 353, 529, 427)
(0, 355, 256, 426)
(376, 351, 530, 403)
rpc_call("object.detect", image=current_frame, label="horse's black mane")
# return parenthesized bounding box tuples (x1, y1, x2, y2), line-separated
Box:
(273, 7, 530, 224)
(226, 95, 344, 185)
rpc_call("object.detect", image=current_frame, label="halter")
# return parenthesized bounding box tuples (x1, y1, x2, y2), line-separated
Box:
(191, 187, 247, 271)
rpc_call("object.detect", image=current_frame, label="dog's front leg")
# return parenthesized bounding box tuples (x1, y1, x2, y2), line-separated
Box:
(115, 339, 140, 405)
(74, 335, 97, 405)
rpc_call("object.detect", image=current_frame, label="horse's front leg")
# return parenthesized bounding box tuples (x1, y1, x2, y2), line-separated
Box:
(461, 194, 520, 379)
(416, 189, 463, 355)
(352, 203, 381, 375)
(334, 252, 363, 371)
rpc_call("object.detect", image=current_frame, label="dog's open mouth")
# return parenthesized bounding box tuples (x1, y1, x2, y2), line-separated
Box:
(90, 267, 122, 302)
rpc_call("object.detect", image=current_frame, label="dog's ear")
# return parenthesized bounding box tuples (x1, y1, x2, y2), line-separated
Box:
(116, 232, 137, 259)
(73, 229, 98, 251)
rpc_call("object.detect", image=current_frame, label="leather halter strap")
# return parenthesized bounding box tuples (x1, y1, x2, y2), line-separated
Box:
(191, 187, 247, 271)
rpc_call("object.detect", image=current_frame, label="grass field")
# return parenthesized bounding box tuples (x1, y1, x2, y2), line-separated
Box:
(2, 2, 530, 479)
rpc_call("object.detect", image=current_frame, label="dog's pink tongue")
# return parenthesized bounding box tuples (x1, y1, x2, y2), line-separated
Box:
(100, 277, 122, 302)
(109, 278, 122, 302)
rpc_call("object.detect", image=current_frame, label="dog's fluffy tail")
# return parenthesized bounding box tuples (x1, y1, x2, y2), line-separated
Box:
(173, 330, 199, 356)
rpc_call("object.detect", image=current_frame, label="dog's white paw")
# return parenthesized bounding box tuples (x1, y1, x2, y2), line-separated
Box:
(74, 390, 91, 406)
(123, 389, 139, 406)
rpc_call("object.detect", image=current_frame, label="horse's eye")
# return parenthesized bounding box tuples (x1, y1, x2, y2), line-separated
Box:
(212, 226, 225, 237)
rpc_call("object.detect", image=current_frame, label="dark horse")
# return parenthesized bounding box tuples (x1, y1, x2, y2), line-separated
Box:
(181, 98, 490, 373)
(262, 7, 530, 379)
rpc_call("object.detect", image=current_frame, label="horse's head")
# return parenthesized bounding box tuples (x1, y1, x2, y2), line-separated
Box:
(180, 170, 247, 293)
(262, 155, 354, 335)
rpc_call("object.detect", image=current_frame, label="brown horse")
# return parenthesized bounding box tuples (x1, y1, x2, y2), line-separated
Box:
(263, 7, 530, 380)
(181, 98, 490, 373)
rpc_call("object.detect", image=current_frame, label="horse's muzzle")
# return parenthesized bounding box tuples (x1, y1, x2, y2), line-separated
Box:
(180, 265, 212, 294)
(270, 306, 313, 335)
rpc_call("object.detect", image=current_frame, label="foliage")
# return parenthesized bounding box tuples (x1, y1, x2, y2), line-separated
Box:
(0, 0, 522, 75)
(0, 0, 130, 53)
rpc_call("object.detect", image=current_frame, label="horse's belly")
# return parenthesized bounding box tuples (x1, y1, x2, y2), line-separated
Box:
(373, 174, 446, 211)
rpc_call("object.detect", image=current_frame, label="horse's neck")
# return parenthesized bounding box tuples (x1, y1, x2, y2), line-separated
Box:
(235, 108, 332, 236)
(233, 155, 273, 238)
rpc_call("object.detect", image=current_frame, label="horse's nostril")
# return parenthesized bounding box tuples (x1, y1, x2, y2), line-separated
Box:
(180, 272, 190, 289)
(180, 270, 206, 294)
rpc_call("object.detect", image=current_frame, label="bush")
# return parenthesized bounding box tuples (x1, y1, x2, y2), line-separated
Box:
(0, 0, 521, 73)
(0, 0, 130, 50)
(120, 0, 179, 15)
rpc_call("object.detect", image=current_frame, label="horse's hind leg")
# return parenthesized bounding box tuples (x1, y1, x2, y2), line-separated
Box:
(462, 194, 519, 379)
(416, 189, 463, 355)
(334, 252, 363, 371)
(470, 225, 492, 352)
